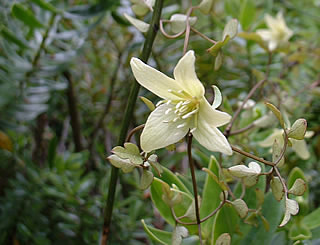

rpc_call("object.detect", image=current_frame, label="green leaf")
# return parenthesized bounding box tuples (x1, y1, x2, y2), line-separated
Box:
(212, 204, 239, 244)
(215, 233, 231, 245)
(239, 0, 256, 31)
(272, 139, 284, 167)
(111, 142, 143, 165)
(198, 0, 214, 14)
(0, 130, 13, 152)
(222, 19, 238, 40)
(231, 199, 248, 218)
(289, 223, 312, 240)
(214, 51, 223, 71)
(139, 169, 154, 190)
(288, 119, 307, 140)
(207, 37, 230, 57)
(141, 219, 171, 244)
(265, 102, 285, 129)
(302, 207, 320, 229)
(279, 197, 299, 227)
(288, 178, 306, 196)
(200, 156, 223, 239)
(30, 0, 61, 13)
(159, 166, 191, 194)
(107, 154, 136, 173)
(270, 176, 284, 201)
(150, 178, 193, 226)
(0, 26, 29, 49)
(172, 226, 189, 245)
(240, 192, 283, 245)
(288, 167, 308, 199)
(11, 4, 45, 29)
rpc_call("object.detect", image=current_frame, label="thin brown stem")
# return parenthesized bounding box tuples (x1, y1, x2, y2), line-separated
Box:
(159, 19, 185, 39)
(225, 53, 272, 137)
(274, 166, 288, 193)
(187, 134, 202, 244)
(126, 124, 145, 142)
(231, 145, 275, 167)
(229, 123, 255, 136)
(183, 6, 199, 54)
(190, 27, 217, 44)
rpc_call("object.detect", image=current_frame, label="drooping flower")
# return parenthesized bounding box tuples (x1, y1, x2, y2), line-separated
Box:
(124, 13, 150, 33)
(258, 128, 313, 160)
(130, 50, 232, 155)
(256, 12, 293, 51)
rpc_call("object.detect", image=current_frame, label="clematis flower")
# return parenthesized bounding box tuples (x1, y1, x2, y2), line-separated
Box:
(258, 129, 313, 160)
(256, 12, 293, 51)
(130, 50, 232, 155)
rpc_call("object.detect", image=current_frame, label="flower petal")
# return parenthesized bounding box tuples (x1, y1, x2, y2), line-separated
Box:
(193, 111, 232, 155)
(130, 57, 183, 100)
(124, 14, 150, 33)
(199, 98, 231, 127)
(256, 30, 272, 41)
(291, 139, 310, 160)
(140, 104, 189, 152)
(170, 14, 197, 33)
(258, 129, 283, 147)
(173, 50, 205, 98)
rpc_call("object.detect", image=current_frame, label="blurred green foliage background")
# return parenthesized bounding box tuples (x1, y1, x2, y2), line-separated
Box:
(0, 0, 319, 244)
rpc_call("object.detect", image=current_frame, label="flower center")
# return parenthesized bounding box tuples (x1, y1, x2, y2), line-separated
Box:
(158, 89, 201, 132)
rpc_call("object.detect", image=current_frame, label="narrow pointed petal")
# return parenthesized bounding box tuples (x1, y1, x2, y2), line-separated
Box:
(256, 30, 272, 41)
(258, 129, 283, 147)
(193, 109, 232, 155)
(291, 139, 310, 160)
(199, 99, 231, 127)
(173, 50, 205, 97)
(265, 14, 277, 29)
(140, 104, 189, 152)
(130, 58, 183, 100)
(124, 14, 150, 32)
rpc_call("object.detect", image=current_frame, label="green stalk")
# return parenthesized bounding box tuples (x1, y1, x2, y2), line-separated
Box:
(101, 0, 164, 243)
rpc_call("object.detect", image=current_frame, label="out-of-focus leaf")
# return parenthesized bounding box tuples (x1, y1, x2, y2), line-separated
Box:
(0, 131, 13, 152)
(265, 102, 285, 129)
(289, 223, 311, 240)
(200, 156, 223, 239)
(11, 4, 45, 29)
(288, 178, 306, 196)
(270, 176, 284, 201)
(139, 169, 154, 190)
(30, 0, 61, 13)
(231, 199, 248, 218)
(302, 207, 320, 229)
(215, 233, 231, 245)
(287, 167, 308, 199)
(288, 119, 307, 140)
(239, 0, 255, 30)
(215, 51, 223, 71)
(0, 25, 29, 49)
(172, 226, 188, 245)
(212, 204, 239, 244)
(141, 219, 171, 244)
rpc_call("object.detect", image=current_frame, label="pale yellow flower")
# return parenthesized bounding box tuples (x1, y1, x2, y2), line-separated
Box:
(130, 50, 232, 155)
(256, 12, 293, 51)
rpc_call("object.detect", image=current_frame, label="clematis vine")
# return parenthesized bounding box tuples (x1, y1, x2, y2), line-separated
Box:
(130, 50, 232, 155)
(256, 12, 293, 51)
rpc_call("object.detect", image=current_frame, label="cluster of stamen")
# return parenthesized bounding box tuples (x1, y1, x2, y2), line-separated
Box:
(157, 89, 201, 133)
